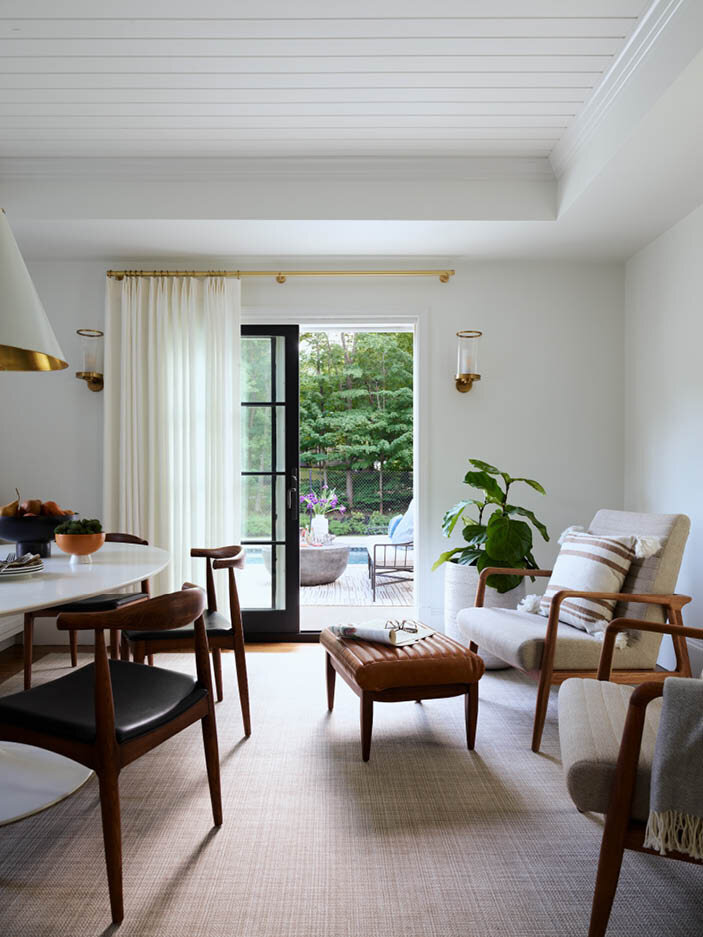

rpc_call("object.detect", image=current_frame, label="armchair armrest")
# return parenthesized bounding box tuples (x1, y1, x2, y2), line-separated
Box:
(597, 616, 703, 680)
(475, 566, 551, 607)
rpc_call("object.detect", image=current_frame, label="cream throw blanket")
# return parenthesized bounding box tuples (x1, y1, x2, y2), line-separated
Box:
(644, 676, 703, 859)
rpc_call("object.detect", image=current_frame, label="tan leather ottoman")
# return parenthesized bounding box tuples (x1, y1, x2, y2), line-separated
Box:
(320, 627, 485, 761)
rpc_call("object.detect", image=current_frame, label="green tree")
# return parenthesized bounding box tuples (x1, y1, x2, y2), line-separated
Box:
(299, 331, 414, 511)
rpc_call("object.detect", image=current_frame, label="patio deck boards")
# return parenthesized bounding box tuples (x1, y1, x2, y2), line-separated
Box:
(300, 563, 413, 607)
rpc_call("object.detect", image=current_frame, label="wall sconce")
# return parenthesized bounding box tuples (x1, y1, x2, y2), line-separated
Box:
(75, 328, 104, 392)
(455, 330, 482, 393)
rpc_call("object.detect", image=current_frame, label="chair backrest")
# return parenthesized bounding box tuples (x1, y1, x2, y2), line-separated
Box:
(191, 545, 243, 612)
(106, 532, 150, 593)
(105, 532, 149, 546)
(589, 510, 690, 663)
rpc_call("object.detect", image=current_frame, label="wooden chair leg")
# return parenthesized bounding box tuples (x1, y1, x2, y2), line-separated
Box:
(200, 710, 223, 827)
(147, 654, 154, 666)
(231, 624, 251, 736)
(96, 766, 124, 925)
(587, 816, 628, 937)
(326, 653, 336, 711)
(109, 629, 120, 661)
(23, 613, 33, 690)
(120, 634, 130, 661)
(133, 642, 146, 665)
(465, 682, 479, 750)
(212, 647, 224, 703)
(69, 629, 79, 668)
(360, 692, 373, 762)
(532, 668, 552, 753)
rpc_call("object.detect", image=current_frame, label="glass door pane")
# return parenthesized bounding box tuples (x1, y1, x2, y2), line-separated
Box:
(240, 326, 299, 636)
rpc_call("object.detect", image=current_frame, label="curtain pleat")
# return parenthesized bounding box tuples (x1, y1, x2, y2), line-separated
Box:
(103, 276, 241, 594)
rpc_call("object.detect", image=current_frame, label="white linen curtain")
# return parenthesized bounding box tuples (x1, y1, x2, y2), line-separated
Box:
(103, 275, 240, 594)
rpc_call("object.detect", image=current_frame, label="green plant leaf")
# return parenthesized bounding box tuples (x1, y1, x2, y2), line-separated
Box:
(461, 523, 487, 546)
(485, 515, 532, 562)
(468, 459, 500, 475)
(441, 499, 483, 537)
(476, 553, 523, 594)
(463, 470, 503, 502)
(431, 547, 468, 571)
(511, 477, 546, 495)
(454, 548, 482, 566)
(441, 501, 469, 537)
(504, 504, 549, 541)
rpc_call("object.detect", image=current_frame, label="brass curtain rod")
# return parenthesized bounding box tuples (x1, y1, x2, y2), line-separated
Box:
(106, 268, 454, 284)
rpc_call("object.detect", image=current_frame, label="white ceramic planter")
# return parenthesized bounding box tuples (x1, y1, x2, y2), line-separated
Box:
(443, 561, 526, 669)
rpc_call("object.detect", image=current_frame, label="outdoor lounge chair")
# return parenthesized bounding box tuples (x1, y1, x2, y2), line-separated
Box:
(367, 541, 414, 601)
(367, 500, 414, 601)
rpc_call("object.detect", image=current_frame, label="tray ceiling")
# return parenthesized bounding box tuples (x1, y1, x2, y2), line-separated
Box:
(0, 0, 652, 162)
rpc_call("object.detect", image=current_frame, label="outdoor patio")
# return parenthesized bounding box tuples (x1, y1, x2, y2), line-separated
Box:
(237, 535, 414, 611)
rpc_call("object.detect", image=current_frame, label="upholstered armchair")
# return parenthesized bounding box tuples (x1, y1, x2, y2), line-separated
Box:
(456, 510, 692, 752)
(559, 617, 703, 937)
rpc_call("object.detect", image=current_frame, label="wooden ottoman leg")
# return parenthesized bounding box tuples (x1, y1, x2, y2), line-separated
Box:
(360, 692, 374, 762)
(326, 653, 336, 711)
(465, 682, 479, 750)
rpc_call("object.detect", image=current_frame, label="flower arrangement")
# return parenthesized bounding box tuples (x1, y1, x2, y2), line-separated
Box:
(299, 486, 347, 517)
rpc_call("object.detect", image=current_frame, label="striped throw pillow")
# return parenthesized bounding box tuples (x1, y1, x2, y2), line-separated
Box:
(539, 532, 636, 635)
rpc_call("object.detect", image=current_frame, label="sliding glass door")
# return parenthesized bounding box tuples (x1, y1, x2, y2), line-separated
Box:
(239, 325, 300, 637)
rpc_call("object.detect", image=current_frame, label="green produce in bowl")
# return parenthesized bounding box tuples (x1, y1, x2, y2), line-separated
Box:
(54, 518, 103, 535)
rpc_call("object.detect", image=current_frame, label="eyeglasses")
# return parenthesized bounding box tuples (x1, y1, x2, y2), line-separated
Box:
(384, 618, 420, 634)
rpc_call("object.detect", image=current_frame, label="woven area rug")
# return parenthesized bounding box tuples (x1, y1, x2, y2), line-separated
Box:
(0, 648, 701, 937)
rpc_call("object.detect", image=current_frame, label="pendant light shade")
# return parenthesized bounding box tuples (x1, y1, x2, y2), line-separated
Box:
(0, 209, 67, 371)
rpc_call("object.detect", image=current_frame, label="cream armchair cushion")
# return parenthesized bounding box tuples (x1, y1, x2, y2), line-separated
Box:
(456, 607, 659, 671)
(558, 677, 662, 820)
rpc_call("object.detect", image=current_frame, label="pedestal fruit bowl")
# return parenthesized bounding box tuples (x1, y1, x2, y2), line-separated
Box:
(54, 518, 105, 565)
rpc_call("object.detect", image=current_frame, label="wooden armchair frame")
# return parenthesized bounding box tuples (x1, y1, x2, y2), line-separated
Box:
(584, 617, 703, 937)
(0, 588, 221, 924)
(473, 567, 692, 752)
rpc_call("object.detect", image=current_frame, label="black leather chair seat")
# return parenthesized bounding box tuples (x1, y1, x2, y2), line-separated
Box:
(54, 592, 149, 613)
(124, 609, 232, 643)
(0, 660, 205, 744)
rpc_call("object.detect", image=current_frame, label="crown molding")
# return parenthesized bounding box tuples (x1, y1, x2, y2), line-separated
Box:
(0, 155, 554, 183)
(550, 0, 686, 178)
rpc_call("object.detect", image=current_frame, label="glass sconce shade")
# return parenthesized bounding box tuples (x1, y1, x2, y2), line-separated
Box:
(455, 330, 482, 393)
(75, 328, 104, 392)
(77, 328, 104, 373)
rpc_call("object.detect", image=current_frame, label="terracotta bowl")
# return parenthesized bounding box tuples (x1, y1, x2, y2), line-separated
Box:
(54, 532, 105, 564)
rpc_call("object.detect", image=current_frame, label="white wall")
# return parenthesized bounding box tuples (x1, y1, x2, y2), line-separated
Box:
(1, 258, 625, 639)
(625, 202, 703, 671)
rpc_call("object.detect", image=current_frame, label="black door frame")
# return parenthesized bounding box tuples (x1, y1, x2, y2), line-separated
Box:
(240, 325, 302, 640)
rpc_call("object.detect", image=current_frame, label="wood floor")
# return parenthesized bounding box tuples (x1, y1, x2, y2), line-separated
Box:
(0, 642, 306, 687)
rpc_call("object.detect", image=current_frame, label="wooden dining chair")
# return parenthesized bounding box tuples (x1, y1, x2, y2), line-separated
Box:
(22, 532, 151, 690)
(0, 587, 222, 925)
(122, 545, 251, 737)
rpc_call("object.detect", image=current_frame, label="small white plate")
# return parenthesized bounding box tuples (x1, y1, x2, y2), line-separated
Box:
(0, 565, 44, 579)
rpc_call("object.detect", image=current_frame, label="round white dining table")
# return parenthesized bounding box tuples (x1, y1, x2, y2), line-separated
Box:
(0, 541, 169, 825)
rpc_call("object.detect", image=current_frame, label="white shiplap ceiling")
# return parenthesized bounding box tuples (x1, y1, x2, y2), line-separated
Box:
(0, 0, 653, 162)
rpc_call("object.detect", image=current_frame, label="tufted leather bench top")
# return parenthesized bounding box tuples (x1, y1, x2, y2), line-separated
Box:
(320, 627, 484, 693)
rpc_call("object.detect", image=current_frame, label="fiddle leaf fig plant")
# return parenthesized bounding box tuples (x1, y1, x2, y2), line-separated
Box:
(432, 458, 549, 593)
